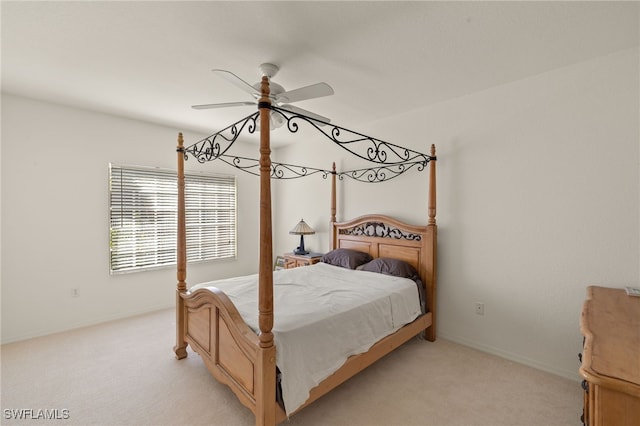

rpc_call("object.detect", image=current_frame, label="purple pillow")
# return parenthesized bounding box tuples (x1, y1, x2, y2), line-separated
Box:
(320, 248, 373, 269)
(360, 257, 418, 278)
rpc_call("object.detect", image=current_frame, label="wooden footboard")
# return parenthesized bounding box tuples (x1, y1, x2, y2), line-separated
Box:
(178, 287, 283, 424)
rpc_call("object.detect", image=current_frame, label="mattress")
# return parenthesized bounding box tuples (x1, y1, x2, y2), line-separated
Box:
(190, 261, 422, 414)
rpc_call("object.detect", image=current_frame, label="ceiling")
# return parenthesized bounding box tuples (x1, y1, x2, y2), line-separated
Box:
(2, 1, 638, 147)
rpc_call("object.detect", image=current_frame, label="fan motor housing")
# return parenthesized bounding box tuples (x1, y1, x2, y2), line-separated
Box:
(259, 63, 279, 78)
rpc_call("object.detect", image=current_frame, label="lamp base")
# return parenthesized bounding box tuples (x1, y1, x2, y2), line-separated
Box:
(294, 234, 309, 255)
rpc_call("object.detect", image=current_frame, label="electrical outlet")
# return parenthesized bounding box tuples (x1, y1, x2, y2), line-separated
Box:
(71, 288, 80, 298)
(474, 302, 484, 315)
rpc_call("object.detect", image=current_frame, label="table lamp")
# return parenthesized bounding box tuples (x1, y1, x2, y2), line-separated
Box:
(289, 219, 315, 255)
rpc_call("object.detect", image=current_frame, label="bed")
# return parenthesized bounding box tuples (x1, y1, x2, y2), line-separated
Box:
(173, 76, 437, 425)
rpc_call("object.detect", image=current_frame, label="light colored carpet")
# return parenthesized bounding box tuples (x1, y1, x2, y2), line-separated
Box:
(1, 308, 582, 426)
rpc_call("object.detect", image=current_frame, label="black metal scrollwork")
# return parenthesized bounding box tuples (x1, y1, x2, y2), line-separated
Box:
(271, 162, 330, 180)
(339, 222, 422, 241)
(271, 106, 431, 166)
(337, 161, 428, 183)
(216, 155, 330, 180)
(181, 105, 433, 183)
(183, 112, 259, 163)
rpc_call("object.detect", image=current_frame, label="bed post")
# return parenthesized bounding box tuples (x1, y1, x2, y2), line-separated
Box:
(174, 132, 188, 359)
(425, 144, 437, 342)
(329, 162, 337, 250)
(256, 76, 276, 426)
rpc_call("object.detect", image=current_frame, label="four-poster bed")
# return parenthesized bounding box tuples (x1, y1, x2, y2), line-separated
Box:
(174, 76, 437, 425)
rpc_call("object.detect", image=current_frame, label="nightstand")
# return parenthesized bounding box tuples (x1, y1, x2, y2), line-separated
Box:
(283, 253, 323, 269)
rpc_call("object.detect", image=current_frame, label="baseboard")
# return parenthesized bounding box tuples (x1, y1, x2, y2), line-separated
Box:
(438, 331, 582, 382)
(1, 303, 174, 345)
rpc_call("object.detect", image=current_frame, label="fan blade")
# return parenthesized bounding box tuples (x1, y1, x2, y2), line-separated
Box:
(275, 82, 334, 104)
(279, 104, 331, 125)
(191, 101, 256, 110)
(212, 69, 258, 98)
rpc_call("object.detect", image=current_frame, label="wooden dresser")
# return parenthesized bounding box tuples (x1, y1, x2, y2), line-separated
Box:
(579, 286, 640, 425)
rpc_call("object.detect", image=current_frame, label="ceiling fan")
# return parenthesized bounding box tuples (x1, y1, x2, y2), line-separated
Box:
(192, 63, 334, 126)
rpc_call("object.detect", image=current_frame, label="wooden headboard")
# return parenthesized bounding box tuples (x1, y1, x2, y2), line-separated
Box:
(330, 214, 437, 339)
(331, 214, 425, 266)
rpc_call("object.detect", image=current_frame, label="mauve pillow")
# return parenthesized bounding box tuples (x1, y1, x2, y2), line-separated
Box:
(360, 257, 418, 278)
(320, 248, 373, 269)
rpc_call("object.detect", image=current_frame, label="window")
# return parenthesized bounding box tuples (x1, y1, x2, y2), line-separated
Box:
(109, 164, 237, 274)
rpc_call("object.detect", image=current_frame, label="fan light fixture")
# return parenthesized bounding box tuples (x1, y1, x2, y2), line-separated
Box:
(191, 63, 334, 126)
(289, 219, 315, 255)
(255, 110, 286, 131)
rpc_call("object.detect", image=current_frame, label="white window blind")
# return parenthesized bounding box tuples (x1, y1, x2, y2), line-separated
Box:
(109, 164, 237, 274)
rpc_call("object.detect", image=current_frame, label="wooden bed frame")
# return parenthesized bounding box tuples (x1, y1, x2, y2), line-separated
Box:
(173, 77, 437, 426)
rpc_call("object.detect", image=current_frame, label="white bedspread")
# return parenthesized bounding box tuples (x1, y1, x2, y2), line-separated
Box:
(190, 262, 421, 414)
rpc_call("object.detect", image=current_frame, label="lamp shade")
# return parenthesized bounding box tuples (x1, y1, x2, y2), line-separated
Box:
(289, 219, 315, 235)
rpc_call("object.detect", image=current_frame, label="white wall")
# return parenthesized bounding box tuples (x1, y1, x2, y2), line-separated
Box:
(0, 94, 261, 343)
(274, 48, 640, 380)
